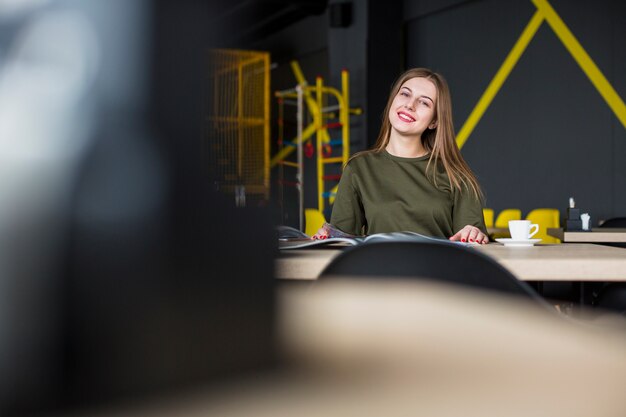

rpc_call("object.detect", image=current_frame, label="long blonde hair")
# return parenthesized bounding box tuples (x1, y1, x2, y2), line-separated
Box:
(360, 68, 483, 200)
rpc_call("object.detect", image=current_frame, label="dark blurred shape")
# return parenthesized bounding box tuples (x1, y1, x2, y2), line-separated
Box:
(1, 0, 276, 415)
(329, 2, 352, 28)
(320, 241, 553, 309)
(595, 283, 626, 317)
(59, 133, 276, 410)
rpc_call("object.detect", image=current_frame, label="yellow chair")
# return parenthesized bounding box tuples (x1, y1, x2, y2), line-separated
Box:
(305, 208, 327, 237)
(495, 208, 522, 228)
(526, 208, 561, 244)
(483, 208, 494, 228)
(492, 208, 522, 239)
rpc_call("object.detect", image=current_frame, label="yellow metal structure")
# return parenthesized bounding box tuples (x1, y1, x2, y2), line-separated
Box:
(457, 0, 626, 149)
(315, 73, 351, 213)
(207, 49, 270, 201)
(273, 61, 361, 216)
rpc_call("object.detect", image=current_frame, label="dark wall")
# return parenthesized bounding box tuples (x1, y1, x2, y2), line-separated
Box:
(366, 0, 404, 147)
(405, 0, 626, 223)
(328, 0, 369, 151)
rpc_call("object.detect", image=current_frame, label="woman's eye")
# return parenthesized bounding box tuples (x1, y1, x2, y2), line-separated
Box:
(400, 91, 409, 97)
(419, 99, 430, 107)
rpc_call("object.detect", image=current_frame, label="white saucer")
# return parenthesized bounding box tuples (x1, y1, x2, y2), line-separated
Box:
(495, 238, 542, 247)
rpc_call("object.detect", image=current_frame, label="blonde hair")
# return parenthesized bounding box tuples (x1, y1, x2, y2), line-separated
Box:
(355, 68, 483, 200)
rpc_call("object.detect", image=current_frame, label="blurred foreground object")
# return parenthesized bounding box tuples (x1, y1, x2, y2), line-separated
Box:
(0, 3, 101, 413)
(67, 279, 626, 417)
(0, 1, 276, 415)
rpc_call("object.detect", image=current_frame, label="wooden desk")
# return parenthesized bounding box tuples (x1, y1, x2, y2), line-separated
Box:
(276, 243, 626, 282)
(548, 228, 626, 243)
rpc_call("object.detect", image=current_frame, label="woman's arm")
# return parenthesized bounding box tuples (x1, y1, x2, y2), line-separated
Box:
(312, 164, 366, 238)
(329, 164, 366, 235)
(450, 185, 489, 244)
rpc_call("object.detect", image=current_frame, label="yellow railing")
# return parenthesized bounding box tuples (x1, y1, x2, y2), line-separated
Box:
(207, 49, 270, 202)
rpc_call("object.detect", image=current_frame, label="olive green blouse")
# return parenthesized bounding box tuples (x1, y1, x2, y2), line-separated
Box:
(330, 150, 487, 237)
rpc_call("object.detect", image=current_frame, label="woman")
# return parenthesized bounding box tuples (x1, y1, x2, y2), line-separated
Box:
(314, 68, 489, 244)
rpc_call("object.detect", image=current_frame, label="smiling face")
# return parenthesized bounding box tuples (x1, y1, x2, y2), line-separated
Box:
(388, 76, 438, 139)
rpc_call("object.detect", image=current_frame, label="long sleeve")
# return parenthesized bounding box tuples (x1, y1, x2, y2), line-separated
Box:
(330, 164, 366, 235)
(328, 151, 486, 238)
(452, 184, 487, 235)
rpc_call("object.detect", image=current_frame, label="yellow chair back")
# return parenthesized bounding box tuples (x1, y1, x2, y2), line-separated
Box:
(483, 208, 494, 228)
(491, 208, 522, 239)
(494, 208, 522, 228)
(305, 208, 327, 237)
(526, 208, 561, 244)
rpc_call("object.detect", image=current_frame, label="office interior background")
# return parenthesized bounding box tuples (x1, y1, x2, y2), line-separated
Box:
(210, 0, 626, 228)
(1, 0, 625, 415)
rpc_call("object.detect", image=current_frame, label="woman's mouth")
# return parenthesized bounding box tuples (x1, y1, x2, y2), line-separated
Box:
(397, 111, 416, 123)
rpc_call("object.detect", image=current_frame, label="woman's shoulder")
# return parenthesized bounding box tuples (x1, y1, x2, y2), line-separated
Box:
(347, 150, 386, 167)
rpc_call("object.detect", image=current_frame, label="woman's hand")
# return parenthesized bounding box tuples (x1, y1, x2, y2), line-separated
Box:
(312, 226, 330, 240)
(449, 225, 489, 244)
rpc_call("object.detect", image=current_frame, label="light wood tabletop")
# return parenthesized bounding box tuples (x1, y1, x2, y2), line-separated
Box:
(276, 243, 626, 282)
(73, 280, 626, 417)
(548, 228, 626, 243)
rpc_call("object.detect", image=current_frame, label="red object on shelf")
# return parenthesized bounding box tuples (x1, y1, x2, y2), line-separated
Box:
(305, 141, 314, 158)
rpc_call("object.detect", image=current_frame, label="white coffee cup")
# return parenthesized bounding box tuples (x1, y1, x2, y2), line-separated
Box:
(509, 220, 539, 240)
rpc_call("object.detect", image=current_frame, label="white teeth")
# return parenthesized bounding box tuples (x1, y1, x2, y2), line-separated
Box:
(398, 112, 415, 122)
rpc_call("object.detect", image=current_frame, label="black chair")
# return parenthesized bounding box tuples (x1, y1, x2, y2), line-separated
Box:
(598, 217, 626, 228)
(596, 217, 626, 249)
(591, 218, 626, 313)
(594, 283, 626, 317)
(319, 241, 553, 309)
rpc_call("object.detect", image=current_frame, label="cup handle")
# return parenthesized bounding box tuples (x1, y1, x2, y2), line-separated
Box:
(528, 224, 539, 239)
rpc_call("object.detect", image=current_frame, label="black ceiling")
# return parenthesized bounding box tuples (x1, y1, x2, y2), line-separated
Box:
(209, 0, 329, 46)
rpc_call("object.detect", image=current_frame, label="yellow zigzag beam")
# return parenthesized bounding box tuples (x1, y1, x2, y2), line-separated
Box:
(270, 61, 332, 168)
(457, 0, 626, 149)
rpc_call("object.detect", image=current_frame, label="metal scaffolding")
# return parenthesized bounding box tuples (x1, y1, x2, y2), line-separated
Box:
(207, 49, 270, 205)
